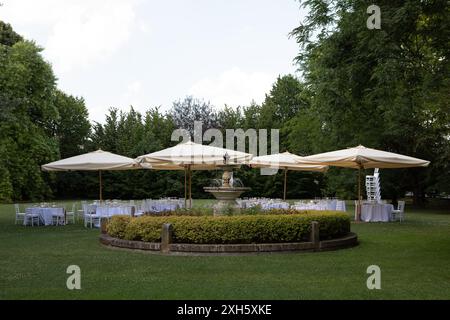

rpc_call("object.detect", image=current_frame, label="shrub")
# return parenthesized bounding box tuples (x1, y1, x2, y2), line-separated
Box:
(107, 215, 131, 239)
(107, 211, 350, 244)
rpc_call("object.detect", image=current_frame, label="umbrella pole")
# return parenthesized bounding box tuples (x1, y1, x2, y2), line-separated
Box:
(189, 165, 192, 209)
(283, 169, 287, 201)
(99, 170, 102, 203)
(184, 166, 187, 209)
(357, 166, 362, 222)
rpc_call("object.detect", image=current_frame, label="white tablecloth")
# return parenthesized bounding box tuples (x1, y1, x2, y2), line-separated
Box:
(142, 200, 182, 212)
(292, 200, 346, 212)
(24, 207, 64, 226)
(261, 202, 290, 210)
(237, 199, 289, 210)
(95, 205, 134, 217)
(361, 203, 394, 222)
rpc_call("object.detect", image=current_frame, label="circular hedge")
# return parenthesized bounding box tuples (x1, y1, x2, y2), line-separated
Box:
(106, 210, 350, 244)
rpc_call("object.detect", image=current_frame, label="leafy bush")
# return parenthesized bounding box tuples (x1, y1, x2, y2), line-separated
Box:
(106, 215, 131, 239)
(107, 211, 350, 244)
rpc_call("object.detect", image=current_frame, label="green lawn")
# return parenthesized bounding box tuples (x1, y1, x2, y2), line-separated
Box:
(0, 200, 449, 299)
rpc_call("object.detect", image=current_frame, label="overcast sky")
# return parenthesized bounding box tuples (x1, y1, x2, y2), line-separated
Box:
(0, 0, 306, 123)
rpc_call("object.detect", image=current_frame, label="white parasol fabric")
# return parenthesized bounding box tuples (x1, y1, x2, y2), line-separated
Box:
(136, 140, 253, 167)
(295, 145, 430, 221)
(41, 149, 139, 171)
(250, 151, 328, 172)
(41, 149, 140, 201)
(136, 141, 253, 208)
(296, 145, 430, 169)
(250, 151, 328, 200)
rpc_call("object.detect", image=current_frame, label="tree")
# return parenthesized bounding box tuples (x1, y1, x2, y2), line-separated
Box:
(54, 90, 91, 158)
(170, 96, 219, 138)
(289, 0, 450, 202)
(262, 75, 307, 125)
(0, 21, 23, 46)
(0, 35, 59, 201)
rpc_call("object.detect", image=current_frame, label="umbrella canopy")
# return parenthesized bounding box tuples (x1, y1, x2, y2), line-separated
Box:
(41, 149, 140, 201)
(296, 145, 430, 169)
(250, 151, 328, 171)
(136, 141, 253, 207)
(250, 151, 328, 200)
(136, 140, 253, 167)
(295, 145, 430, 221)
(41, 149, 139, 171)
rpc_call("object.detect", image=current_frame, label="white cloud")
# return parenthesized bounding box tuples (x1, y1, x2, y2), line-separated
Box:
(0, 0, 142, 73)
(188, 67, 275, 108)
(120, 80, 143, 107)
(87, 80, 146, 123)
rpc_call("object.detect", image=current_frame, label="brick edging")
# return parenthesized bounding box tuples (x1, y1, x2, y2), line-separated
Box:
(99, 232, 358, 255)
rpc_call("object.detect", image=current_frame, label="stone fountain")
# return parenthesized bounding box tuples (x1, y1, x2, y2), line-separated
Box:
(203, 152, 251, 215)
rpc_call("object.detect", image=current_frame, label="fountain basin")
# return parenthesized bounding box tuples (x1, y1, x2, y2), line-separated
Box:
(203, 187, 250, 200)
(204, 187, 251, 215)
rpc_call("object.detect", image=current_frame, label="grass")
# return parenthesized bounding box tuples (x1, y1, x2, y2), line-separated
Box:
(0, 200, 449, 299)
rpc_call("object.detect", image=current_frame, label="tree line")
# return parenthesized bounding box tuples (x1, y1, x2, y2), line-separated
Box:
(0, 0, 448, 204)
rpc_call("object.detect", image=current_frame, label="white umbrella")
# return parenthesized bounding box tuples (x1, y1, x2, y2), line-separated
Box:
(296, 145, 430, 221)
(250, 151, 328, 200)
(41, 149, 140, 201)
(136, 141, 253, 208)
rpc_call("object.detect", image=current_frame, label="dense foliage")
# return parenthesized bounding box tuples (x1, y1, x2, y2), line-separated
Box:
(106, 211, 350, 244)
(1, 0, 449, 204)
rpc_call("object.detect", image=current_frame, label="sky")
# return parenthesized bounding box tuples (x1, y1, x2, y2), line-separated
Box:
(0, 0, 307, 123)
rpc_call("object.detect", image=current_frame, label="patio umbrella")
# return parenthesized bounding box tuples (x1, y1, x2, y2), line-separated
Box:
(41, 149, 140, 201)
(136, 141, 253, 208)
(295, 145, 430, 221)
(249, 151, 328, 200)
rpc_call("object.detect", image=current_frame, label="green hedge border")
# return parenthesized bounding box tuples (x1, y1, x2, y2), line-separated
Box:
(107, 210, 350, 245)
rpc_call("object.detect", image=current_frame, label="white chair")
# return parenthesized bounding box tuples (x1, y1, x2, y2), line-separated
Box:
(65, 203, 76, 224)
(83, 204, 101, 228)
(134, 201, 145, 217)
(14, 204, 26, 225)
(354, 200, 359, 220)
(391, 201, 405, 222)
(24, 208, 40, 226)
(77, 201, 86, 221)
(52, 208, 65, 226)
(336, 201, 345, 212)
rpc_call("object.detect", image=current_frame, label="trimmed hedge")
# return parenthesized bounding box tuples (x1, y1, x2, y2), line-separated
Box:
(107, 211, 350, 244)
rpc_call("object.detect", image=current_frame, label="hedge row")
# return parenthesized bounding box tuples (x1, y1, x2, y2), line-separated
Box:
(107, 211, 350, 244)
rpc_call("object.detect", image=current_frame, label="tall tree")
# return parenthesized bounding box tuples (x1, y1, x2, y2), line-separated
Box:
(170, 96, 219, 138)
(289, 0, 450, 202)
(53, 90, 91, 158)
(0, 35, 59, 201)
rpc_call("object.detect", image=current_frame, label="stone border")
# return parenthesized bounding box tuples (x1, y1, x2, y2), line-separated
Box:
(99, 220, 358, 255)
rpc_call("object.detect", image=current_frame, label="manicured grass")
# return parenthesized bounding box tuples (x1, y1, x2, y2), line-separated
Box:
(0, 200, 449, 299)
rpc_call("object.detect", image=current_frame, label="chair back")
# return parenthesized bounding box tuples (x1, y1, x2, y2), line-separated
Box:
(82, 203, 89, 215)
(398, 201, 405, 212)
(15, 204, 20, 214)
(336, 201, 344, 211)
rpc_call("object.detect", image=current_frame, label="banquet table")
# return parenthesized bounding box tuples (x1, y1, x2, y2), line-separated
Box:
(24, 207, 64, 226)
(142, 200, 183, 213)
(261, 202, 290, 210)
(361, 203, 394, 222)
(94, 205, 135, 217)
(237, 199, 289, 210)
(292, 200, 346, 212)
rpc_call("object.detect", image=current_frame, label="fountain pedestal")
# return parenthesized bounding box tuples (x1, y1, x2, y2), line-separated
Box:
(203, 163, 250, 215)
